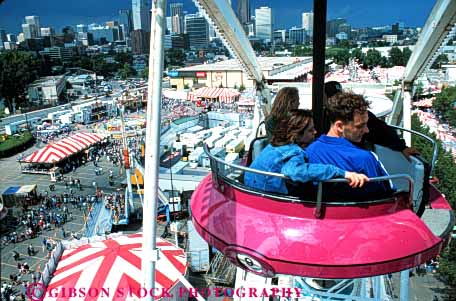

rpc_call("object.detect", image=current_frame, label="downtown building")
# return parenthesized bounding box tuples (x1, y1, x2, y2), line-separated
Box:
(22, 16, 41, 39)
(132, 0, 150, 31)
(119, 9, 133, 40)
(236, 0, 250, 33)
(185, 14, 209, 49)
(131, 0, 150, 54)
(302, 12, 313, 38)
(170, 3, 184, 34)
(255, 7, 272, 43)
(289, 27, 307, 45)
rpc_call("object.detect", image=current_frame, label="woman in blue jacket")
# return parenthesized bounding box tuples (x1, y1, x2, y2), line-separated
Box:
(244, 109, 367, 195)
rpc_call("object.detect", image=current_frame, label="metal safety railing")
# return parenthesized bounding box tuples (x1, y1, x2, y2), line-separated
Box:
(389, 125, 439, 174)
(203, 144, 414, 213)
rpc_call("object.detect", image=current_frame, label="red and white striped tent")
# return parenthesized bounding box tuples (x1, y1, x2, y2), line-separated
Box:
(187, 87, 240, 103)
(21, 132, 105, 164)
(412, 97, 434, 108)
(44, 233, 187, 301)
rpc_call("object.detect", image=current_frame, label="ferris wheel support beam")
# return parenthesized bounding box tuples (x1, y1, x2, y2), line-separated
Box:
(403, 0, 456, 83)
(390, 0, 456, 132)
(312, 0, 328, 133)
(192, 0, 271, 130)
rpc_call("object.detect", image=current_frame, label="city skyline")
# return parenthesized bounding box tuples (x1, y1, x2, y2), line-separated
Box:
(0, 0, 436, 35)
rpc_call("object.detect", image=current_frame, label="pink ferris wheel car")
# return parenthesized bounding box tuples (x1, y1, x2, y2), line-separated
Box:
(191, 129, 454, 279)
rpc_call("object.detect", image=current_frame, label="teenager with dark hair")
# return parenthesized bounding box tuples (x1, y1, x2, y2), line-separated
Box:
(265, 87, 300, 139)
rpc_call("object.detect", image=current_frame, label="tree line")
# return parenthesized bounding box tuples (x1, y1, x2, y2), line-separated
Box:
(293, 45, 449, 69)
(412, 85, 456, 294)
(0, 49, 186, 112)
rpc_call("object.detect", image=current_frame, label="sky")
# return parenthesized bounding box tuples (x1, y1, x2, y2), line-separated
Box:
(0, 0, 436, 35)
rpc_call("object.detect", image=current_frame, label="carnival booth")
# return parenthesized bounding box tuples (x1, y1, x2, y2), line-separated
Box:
(1, 184, 38, 207)
(18, 132, 105, 176)
(187, 87, 240, 104)
(32, 233, 194, 301)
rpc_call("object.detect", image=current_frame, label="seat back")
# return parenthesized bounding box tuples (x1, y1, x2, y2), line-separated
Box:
(375, 145, 429, 216)
(246, 136, 269, 166)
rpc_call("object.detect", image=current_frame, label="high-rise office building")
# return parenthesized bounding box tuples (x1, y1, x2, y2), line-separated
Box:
(170, 3, 183, 18)
(25, 16, 41, 37)
(170, 3, 184, 34)
(131, 29, 150, 54)
(236, 0, 250, 25)
(7, 34, 17, 43)
(273, 29, 287, 44)
(132, 0, 150, 31)
(166, 16, 173, 33)
(185, 14, 209, 49)
(289, 27, 307, 45)
(326, 18, 346, 37)
(76, 24, 88, 33)
(255, 7, 272, 42)
(17, 33, 25, 43)
(40, 27, 55, 37)
(88, 24, 116, 44)
(302, 12, 313, 37)
(119, 9, 133, 39)
(22, 24, 36, 39)
(338, 23, 352, 39)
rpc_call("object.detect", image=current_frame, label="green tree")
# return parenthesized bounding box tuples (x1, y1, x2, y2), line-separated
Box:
(118, 63, 136, 80)
(115, 52, 133, 65)
(432, 54, 449, 69)
(141, 67, 149, 79)
(0, 50, 40, 111)
(326, 48, 350, 66)
(389, 47, 404, 66)
(292, 45, 313, 56)
(91, 55, 118, 77)
(364, 49, 382, 67)
(412, 114, 456, 292)
(433, 86, 456, 125)
(165, 49, 185, 68)
(350, 48, 364, 62)
(336, 39, 352, 49)
(402, 47, 412, 66)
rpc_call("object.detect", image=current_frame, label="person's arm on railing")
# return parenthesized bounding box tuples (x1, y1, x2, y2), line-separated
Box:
(282, 155, 368, 188)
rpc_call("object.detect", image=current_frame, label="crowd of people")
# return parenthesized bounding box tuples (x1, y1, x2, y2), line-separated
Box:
(33, 125, 73, 144)
(104, 192, 126, 224)
(1, 192, 85, 248)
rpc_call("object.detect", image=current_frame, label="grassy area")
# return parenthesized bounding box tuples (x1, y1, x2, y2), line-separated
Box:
(0, 131, 35, 158)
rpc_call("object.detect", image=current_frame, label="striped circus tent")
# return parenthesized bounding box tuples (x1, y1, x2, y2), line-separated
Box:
(188, 87, 240, 103)
(43, 233, 188, 301)
(412, 98, 434, 108)
(22, 132, 104, 164)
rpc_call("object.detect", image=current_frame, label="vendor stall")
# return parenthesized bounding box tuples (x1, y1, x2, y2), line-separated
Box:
(19, 132, 105, 175)
(1, 184, 37, 207)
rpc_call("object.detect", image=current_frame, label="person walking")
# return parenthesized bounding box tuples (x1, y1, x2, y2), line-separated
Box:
(12, 251, 20, 262)
(27, 244, 35, 256)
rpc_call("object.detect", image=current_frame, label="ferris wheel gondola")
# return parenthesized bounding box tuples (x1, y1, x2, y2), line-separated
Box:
(190, 141, 454, 279)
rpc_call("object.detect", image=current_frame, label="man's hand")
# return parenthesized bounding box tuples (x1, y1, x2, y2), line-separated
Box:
(344, 171, 369, 188)
(402, 147, 420, 159)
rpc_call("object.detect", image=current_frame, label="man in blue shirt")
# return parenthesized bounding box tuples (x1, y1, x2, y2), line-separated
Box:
(306, 92, 393, 200)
